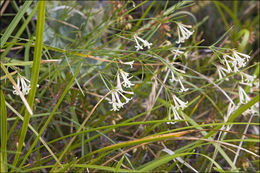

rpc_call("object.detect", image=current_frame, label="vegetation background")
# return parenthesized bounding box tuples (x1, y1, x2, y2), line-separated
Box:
(0, 0, 259, 172)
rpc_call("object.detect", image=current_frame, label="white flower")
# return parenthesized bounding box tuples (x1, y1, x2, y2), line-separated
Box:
(133, 34, 152, 51)
(169, 70, 178, 82)
(177, 77, 189, 92)
(172, 94, 188, 110)
(133, 35, 143, 51)
(13, 75, 39, 95)
(239, 72, 256, 86)
(237, 85, 258, 115)
(107, 72, 134, 111)
(232, 50, 250, 62)
(109, 90, 125, 111)
(167, 105, 183, 124)
(217, 65, 229, 81)
(119, 69, 134, 88)
(222, 55, 233, 73)
(108, 87, 133, 111)
(229, 53, 246, 69)
(116, 72, 134, 94)
(175, 22, 194, 44)
(238, 86, 250, 104)
(224, 54, 241, 72)
(224, 50, 250, 72)
(233, 63, 239, 72)
(121, 60, 134, 68)
(13, 76, 22, 95)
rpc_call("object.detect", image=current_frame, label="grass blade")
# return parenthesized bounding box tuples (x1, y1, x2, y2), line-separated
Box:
(115, 156, 125, 173)
(0, 90, 8, 172)
(11, 1, 46, 169)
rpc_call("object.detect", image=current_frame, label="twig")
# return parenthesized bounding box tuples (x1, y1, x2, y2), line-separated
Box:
(0, 0, 10, 16)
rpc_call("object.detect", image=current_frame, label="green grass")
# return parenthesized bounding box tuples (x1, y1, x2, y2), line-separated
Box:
(0, 1, 259, 172)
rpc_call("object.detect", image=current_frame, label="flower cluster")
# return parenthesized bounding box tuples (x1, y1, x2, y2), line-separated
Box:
(133, 34, 152, 51)
(105, 33, 151, 111)
(134, 22, 194, 50)
(13, 75, 39, 95)
(164, 26, 192, 123)
(218, 50, 250, 79)
(119, 69, 134, 88)
(167, 94, 188, 124)
(107, 69, 134, 111)
(221, 81, 258, 131)
(239, 72, 257, 87)
(175, 22, 194, 44)
(215, 49, 258, 116)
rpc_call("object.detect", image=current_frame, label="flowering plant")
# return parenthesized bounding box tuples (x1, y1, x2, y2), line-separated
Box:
(1, 1, 259, 172)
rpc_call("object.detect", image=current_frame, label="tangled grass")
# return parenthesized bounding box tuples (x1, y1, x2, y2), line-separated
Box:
(0, 1, 259, 172)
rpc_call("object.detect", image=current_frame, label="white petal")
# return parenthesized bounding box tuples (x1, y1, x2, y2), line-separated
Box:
(173, 95, 188, 110)
(175, 22, 193, 43)
(178, 78, 189, 92)
(122, 61, 134, 68)
(134, 35, 143, 51)
(238, 86, 250, 104)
